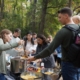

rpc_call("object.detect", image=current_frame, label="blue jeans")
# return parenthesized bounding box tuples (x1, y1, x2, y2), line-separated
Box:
(0, 73, 6, 80)
(61, 61, 80, 80)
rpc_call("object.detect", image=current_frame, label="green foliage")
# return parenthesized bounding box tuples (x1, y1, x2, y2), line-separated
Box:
(0, 0, 80, 37)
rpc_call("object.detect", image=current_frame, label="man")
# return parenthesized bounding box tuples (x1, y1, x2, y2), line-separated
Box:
(27, 7, 80, 80)
(32, 32, 37, 40)
(13, 28, 21, 38)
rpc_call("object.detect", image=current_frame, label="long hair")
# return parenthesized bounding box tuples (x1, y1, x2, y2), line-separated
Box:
(24, 31, 34, 47)
(37, 34, 47, 46)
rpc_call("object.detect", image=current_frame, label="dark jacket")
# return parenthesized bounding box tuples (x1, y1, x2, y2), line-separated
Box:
(35, 43, 55, 68)
(34, 24, 79, 62)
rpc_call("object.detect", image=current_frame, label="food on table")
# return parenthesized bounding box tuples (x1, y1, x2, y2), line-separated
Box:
(21, 74, 37, 79)
(27, 67, 34, 71)
(27, 67, 41, 72)
(44, 72, 53, 75)
(20, 55, 28, 59)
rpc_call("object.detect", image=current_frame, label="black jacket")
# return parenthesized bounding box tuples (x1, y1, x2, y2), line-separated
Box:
(35, 43, 55, 68)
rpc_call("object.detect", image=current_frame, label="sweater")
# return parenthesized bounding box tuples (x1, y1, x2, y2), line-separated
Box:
(34, 24, 79, 62)
(35, 44, 55, 68)
(0, 38, 18, 74)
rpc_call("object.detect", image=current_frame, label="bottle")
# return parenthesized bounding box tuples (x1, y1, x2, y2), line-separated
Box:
(40, 62, 44, 69)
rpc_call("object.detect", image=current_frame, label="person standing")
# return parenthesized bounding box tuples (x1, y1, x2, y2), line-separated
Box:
(27, 7, 80, 80)
(34, 34, 55, 80)
(24, 32, 37, 56)
(0, 29, 23, 80)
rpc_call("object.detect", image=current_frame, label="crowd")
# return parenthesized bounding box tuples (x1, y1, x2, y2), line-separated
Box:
(0, 7, 80, 80)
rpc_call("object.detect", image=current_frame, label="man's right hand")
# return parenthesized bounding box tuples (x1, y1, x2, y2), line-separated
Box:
(27, 56, 36, 62)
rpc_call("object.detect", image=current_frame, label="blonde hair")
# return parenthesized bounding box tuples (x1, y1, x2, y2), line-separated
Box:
(72, 15, 80, 24)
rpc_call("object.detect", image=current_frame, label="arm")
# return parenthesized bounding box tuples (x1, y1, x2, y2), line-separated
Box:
(0, 39, 18, 51)
(34, 28, 65, 59)
(42, 56, 52, 62)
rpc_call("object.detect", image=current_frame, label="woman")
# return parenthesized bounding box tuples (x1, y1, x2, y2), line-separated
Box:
(35, 34, 55, 80)
(24, 32, 37, 56)
(0, 29, 23, 80)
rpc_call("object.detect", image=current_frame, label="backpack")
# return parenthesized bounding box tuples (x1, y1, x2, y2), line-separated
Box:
(64, 25, 80, 68)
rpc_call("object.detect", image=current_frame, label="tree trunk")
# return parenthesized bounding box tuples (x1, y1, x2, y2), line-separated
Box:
(38, 0, 48, 34)
(0, 0, 4, 21)
(68, 0, 72, 8)
(31, 0, 37, 32)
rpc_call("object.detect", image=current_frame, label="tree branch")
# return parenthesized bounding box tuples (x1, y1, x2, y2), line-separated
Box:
(47, 6, 58, 9)
(46, 12, 57, 17)
(76, 10, 80, 15)
(73, 6, 80, 12)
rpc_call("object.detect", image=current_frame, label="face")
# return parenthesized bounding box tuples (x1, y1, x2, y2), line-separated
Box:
(27, 34, 32, 40)
(58, 13, 68, 25)
(37, 38, 43, 44)
(14, 32, 20, 37)
(33, 35, 37, 38)
(5, 33, 13, 42)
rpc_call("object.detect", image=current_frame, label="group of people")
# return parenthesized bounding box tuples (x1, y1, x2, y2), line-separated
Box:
(0, 7, 80, 80)
(27, 7, 80, 80)
(0, 28, 57, 80)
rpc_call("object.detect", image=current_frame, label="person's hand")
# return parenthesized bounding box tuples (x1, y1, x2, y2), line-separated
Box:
(31, 50, 36, 54)
(25, 50, 30, 55)
(27, 56, 36, 62)
(18, 40, 24, 45)
(34, 59, 42, 63)
(4, 34, 12, 42)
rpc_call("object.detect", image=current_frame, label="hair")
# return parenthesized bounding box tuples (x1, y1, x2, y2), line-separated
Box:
(72, 15, 80, 24)
(58, 7, 73, 17)
(48, 35, 52, 38)
(32, 32, 37, 35)
(37, 34, 47, 45)
(26, 31, 32, 35)
(14, 28, 21, 33)
(24, 31, 34, 47)
(0, 29, 12, 43)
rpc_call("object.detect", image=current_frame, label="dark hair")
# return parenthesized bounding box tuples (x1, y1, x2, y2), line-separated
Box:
(37, 34, 47, 45)
(24, 31, 34, 47)
(26, 31, 32, 35)
(32, 32, 37, 35)
(14, 28, 21, 33)
(58, 7, 73, 17)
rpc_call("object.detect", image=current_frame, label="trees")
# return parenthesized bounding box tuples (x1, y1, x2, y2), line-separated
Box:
(0, 0, 80, 37)
(0, 0, 4, 21)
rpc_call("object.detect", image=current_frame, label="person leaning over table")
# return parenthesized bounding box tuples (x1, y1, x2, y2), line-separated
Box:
(27, 7, 80, 80)
(0, 29, 23, 80)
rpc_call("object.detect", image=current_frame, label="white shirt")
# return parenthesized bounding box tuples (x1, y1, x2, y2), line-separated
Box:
(25, 41, 37, 53)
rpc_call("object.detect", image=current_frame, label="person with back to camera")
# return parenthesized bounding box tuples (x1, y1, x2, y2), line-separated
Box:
(27, 7, 80, 80)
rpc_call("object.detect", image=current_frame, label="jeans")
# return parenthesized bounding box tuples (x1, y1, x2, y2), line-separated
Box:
(61, 61, 80, 80)
(0, 73, 6, 80)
